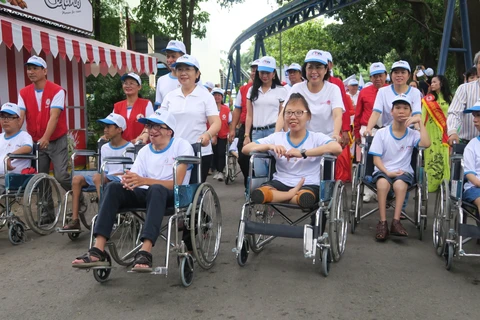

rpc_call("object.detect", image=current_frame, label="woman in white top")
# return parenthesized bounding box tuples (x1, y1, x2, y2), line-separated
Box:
(275, 50, 344, 143)
(243, 93, 342, 207)
(160, 54, 221, 182)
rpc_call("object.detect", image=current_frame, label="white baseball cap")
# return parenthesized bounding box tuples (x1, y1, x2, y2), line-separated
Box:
(204, 81, 214, 90)
(425, 67, 434, 77)
(286, 63, 302, 72)
(162, 40, 186, 54)
(138, 109, 177, 132)
(304, 50, 328, 65)
(323, 51, 333, 63)
(463, 99, 480, 113)
(257, 56, 276, 73)
(416, 70, 425, 78)
(250, 59, 260, 67)
(121, 73, 141, 85)
(369, 62, 387, 76)
(211, 88, 224, 96)
(25, 55, 47, 68)
(392, 93, 412, 106)
(348, 79, 359, 86)
(173, 54, 200, 70)
(391, 60, 411, 72)
(97, 113, 127, 131)
(0, 103, 21, 117)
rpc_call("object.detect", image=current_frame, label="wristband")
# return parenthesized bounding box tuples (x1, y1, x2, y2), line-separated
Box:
(205, 131, 213, 140)
(244, 134, 249, 138)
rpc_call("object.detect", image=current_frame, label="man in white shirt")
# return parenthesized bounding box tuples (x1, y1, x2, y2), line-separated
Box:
(154, 40, 186, 110)
(0, 103, 33, 195)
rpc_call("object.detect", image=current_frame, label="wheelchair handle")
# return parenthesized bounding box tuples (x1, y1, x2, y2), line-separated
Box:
(102, 157, 134, 165)
(249, 151, 271, 159)
(124, 147, 135, 154)
(72, 149, 98, 157)
(322, 154, 337, 161)
(5, 153, 37, 160)
(175, 156, 201, 165)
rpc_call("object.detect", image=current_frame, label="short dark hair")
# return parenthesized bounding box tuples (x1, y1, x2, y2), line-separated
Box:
(283, 93, 311, 117)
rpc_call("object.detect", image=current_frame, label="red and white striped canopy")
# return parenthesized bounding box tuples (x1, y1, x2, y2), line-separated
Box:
(0, 15, 157, 76)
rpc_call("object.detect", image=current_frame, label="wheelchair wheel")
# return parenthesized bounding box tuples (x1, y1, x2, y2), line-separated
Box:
(79, 193, 98, 230)
(236, 238, 249, 267)
(416, 168, 428, 241)
(330, 181, 348, 262)
(249, 204, 273, 253)
(179, 254, 195, 287)
(320, 248, 331, 277)
(108, 212, 143, 267)
(8, 221, 25, 245)
(433, 180, 450, 255)
(93, 252, 112, 283)
(23, 173, 62, 235)
(68, 232, 81, 241)
(352, 183, 364, 234)
(190, 183, 222, 270)
(444, 242, 454, 271)
(225, 156, 237, 185)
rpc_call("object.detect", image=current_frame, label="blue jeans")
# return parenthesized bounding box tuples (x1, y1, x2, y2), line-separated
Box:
(252, 127, 275, 177)
(93, 182, 174, 246)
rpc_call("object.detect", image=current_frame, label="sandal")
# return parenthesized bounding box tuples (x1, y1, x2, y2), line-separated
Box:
(72, 247, 109, 268)
(390, 219, 408, 237)
(375, 221, 389, 241)
(131, 250, 153, 273)
(62, 219, 80, 230)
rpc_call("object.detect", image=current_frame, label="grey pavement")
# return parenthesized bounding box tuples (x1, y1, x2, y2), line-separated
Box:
(0, 175, 479, 320)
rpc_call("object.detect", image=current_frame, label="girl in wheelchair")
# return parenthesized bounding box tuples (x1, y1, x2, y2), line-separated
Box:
(242, 93, 342, 208)
(369, 94, 430, 240)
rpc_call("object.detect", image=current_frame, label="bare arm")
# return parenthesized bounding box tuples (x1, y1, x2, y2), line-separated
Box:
(305, 141, 343, 157)
(466, 173, 480, 188)
(229, 107, 241, 142)
(242, 142, 273, 155)
(365, 111, 381, 134)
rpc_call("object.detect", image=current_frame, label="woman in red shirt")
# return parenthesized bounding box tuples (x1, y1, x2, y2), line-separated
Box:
(211, 88, 231, 181)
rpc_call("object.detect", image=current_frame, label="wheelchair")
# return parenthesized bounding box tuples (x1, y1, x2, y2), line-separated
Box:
(0, 144, 63, 244)
(233, 152, 348, 277)
(224, 140, 240, 185)
(433, 144, 480, 270)
(82, 143, 222, 287)
(350, 135, 428, 239)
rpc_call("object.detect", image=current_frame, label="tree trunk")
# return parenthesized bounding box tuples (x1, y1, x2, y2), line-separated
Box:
(180, 0, 193, 54)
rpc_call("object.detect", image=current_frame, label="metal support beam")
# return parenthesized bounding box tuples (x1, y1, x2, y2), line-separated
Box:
(235, 45, 241, 85)
(459, 0, 473, 70)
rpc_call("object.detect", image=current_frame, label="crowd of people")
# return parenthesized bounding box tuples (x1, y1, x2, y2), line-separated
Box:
(1, 39, 480, 270)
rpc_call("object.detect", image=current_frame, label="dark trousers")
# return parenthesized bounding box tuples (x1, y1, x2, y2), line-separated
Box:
(93, 182, 174, 246)
(237, 124, 252, 189)
(212, 138, 227, 173)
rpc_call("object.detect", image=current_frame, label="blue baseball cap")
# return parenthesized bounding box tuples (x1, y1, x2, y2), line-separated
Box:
(257, 56, 276, 73)
(97, 113, 127, 130)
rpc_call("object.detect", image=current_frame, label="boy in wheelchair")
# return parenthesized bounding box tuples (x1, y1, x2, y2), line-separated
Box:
(242, 93, 342, 207)
(462, 101, 480, 212)
(61, 113, 133, 230)
(72, 110, 193, 272)
(0, 103, 33, 194)
(369, 94, 430, 240)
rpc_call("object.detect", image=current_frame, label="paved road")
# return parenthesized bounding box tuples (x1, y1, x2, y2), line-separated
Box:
(0, 176, 479, 320)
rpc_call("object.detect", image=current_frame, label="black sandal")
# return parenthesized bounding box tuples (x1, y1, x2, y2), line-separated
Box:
(72, 247, 109, 268)
(131, 250, 153, 273)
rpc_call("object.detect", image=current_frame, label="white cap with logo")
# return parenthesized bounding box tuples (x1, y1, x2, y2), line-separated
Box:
(204, 81, 214, 90)
(392, 93, 412, 106)
(173, 54, 200, 70)
(25, 56, 47, 68)
(257, 56, 276, 73)
(304, 50, 328, 65)
(0, 103, 21, 117)
(162, 40, 186, 54)
(369, 62, 386, 76)
(348, 79, 359, 86)
(138, 109, 177, 132)
(286, 63, 302, 72)
(121, 73, 141, 85)
(323, 51, 333, 63)
(211, 88, 224, 96)
(391, 60, 411, 72)
(97, 113, 127, 131)
(250, 59, 260, 67)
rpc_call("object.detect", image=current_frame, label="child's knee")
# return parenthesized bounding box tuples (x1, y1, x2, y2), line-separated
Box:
(72, 175, 84, 186)
(92, 173, 101, 184)
(376, 179, 390, 191)
(392, 180, 408, 191)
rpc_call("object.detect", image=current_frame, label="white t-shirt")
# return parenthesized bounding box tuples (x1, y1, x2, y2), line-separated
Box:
(155, 73, 181, 108)
(160, 85, 219, 156)
(17, 90, 65, 112)
(372, 85, 422, 126)
(368, 126, 420, 175)
(229, 137, 238, 152)
(130, 137, 194, 189)
(463, 137, 480, 191)
(0, 131, 33, 174)
(126, 101, 154, 119)
(101, 141, 134, 175)
(255, 131, 334, 187)
(247, 85, 287, 127)
(284, 81, 344, 136)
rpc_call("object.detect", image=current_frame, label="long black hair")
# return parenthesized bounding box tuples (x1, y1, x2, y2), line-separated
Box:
(249, 70, 282, 102)
(431, 75, 452, 105)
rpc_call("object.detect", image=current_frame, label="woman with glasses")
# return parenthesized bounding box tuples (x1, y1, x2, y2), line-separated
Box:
(160, 55, 221, 182)
(275, 50, 344, 143)
(113, 73, 154, 144)
(243, 93, 342, 207)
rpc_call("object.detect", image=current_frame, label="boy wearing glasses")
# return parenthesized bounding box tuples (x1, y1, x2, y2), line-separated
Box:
(0, 103, 33, 194)
(62, 113, 133, 231)
(72, 110, 194, 272)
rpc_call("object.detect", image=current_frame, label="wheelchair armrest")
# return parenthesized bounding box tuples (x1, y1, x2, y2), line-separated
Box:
(175, 156, 201, 165)
(6, 153, 36, 160)
(72, 149, 98, 157)
(124, 147, 135, 154)
(450, 154, 463, 162)
(102, 157, 134, 165)
(249, 152, 271, 159)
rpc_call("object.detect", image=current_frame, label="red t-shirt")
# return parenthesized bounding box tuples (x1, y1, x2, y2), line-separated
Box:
(239, 82, 252, 124)
(329, 76, 353, 132)
(353, 84, 388, 139)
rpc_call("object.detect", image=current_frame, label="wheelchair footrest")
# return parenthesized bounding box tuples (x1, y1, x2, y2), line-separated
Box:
(458, 224, 480, 239)
(244, 221, 303, 239)
(56, 228, 82, 233)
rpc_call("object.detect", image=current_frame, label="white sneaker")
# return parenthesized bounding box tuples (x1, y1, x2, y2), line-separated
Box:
(363, 193, 373, 203)
(213, 172, 219, 180)
(217, 172, 224, 182)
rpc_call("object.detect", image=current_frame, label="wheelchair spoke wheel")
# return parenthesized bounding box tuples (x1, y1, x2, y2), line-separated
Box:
(237, 238, 249, 267)
(190, 183, 222, 270)
(433, 181, 450, 255)
(330, 181, 348, 262)
(67, 232, 81, 241)
(23, 173, 62, 235)
(108, 212, 143, 266)
(249, 204, 273, 253)
(444, 242, 454, 271)
(320, 248, 331, 277)
(79, 193, 99, 230)
(179, 254, 195, 287)
(93, 252, 112, 283)
(8, 221, 25, 245)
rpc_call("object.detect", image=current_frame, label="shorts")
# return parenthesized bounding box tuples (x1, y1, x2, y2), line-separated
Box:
(84, 174, 121, 187)
(463, 187, 480, 203)
(372, 171, 414, 186)
(262, 180, 320, 198)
